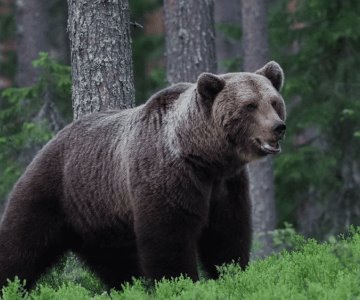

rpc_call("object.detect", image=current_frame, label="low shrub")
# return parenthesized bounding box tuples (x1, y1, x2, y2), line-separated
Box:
(2, 228, 360, 300)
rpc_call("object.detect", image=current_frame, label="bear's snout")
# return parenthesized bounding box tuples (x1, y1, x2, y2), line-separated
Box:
(272, 121, 286, 139)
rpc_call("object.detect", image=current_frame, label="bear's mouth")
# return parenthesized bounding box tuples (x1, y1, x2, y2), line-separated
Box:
(255, 139, 281, 155)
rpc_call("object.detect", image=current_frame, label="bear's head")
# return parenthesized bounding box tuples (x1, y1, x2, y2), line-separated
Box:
(197, 61, 286, 162)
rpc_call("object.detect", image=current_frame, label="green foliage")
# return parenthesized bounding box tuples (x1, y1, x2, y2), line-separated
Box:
(271, 222, 306, 251)
(30, 52, 72, 119)
(38, 253, 104, 294)
(216, 23, 242, 72)
(2, 229, 360, 299)
(216, 23, 242, 41)
(251, 223, 306, 256)
(270, 0, 360, 234)
(129, 0, 160, 16)
(0, 53, 71, 200)
(0, 1, 16, 80)
(221, 58, 242, 73)
(130, 0, 166, 104)
(131, 34, 166, 103)
(1, 278, 28, 300)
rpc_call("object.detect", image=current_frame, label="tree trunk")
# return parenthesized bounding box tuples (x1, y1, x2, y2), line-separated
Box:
(241, 0, 276, 257)
(163, 0, 217, 83)
(67, 0, 135, 120)
(214, 0, 242, 73)
(14, 0, 65, 167)
(15, 0, 49, 87)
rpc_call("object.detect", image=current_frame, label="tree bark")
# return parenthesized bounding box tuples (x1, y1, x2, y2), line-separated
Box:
(163, 0, 217, 83)
(241, 0, 276, 257)
(67, 0, 135, 120)
(214, 0, 242, 73)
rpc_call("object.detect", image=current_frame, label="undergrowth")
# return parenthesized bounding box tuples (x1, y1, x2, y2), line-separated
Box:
(2, 227, 360, 300)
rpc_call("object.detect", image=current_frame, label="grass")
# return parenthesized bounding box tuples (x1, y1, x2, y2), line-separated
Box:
(2, 227, 360, 299)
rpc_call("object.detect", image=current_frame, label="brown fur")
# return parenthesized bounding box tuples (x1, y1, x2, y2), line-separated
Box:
(0, 61, 286, 289)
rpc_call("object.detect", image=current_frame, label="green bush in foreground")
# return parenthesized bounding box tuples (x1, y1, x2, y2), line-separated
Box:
(2, 228, 360, 300)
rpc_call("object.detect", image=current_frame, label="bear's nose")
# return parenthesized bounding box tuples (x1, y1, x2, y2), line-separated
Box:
(272, 122, 286, 137)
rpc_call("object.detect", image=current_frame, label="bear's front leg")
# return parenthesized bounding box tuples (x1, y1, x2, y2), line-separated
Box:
(198, 169, 252, 279)
(135, 205, 202, 281)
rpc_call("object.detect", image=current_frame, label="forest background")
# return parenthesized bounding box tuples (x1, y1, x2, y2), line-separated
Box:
(0, 0, 360, 249)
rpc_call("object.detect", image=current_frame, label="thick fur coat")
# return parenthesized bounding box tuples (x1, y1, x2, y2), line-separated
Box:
(0, 61, 286, 288)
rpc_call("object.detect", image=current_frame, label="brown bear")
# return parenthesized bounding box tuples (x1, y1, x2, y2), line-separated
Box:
(0, 61, 286, 289)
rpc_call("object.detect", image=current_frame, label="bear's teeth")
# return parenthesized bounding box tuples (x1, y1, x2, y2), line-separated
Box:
(261, 142, 281, 154)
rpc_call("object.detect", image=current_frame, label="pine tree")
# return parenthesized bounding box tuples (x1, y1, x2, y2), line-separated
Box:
(163, 0, 217, 83)
(67, 0, 135, 120)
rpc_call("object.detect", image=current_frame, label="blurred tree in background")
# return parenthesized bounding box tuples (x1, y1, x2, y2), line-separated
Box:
(0, 0, 69, 209)
(214, 0, 242, 73)
(241, 0, 277, 257)
(0, 0, 360, 244)
(270, 0, 360, 238)
(130, 0, 165, 103)
(0, 0, 16, 90)
(0, 53, 70, 203)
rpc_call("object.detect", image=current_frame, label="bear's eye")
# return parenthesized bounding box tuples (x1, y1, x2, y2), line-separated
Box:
(246, 103, 257, 112)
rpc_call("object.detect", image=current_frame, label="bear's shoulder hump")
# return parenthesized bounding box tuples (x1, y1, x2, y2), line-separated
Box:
(144, 82, 192, 112)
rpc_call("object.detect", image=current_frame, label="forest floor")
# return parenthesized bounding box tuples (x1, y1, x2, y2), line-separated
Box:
(2, 228, 360, 300)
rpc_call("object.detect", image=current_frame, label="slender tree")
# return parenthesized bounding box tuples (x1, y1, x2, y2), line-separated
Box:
(241, 0, 276, 256)
(67, 0, 135, 120)
(163, 0, 217, 83)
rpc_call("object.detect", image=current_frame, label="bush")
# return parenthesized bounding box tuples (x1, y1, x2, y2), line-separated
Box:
(2, 228, 360, 299)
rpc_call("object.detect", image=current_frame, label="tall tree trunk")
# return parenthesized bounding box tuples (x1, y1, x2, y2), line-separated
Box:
(163, 0, 217, 83)
(15, 0, 49, 87)
(215, 0, 242, 73)
(67, 0, 135, 120)
(241, 0, 276, 257)
(15, 0, 65, 167)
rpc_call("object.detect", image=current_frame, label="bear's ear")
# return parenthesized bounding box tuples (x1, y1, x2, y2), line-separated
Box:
(255, 61, 284, 91)
(197, 73, 225, 100)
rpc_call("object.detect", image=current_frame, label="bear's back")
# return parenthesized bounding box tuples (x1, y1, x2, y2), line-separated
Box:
(22, 83, 192, 236)
(58, 82, 192, 234)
